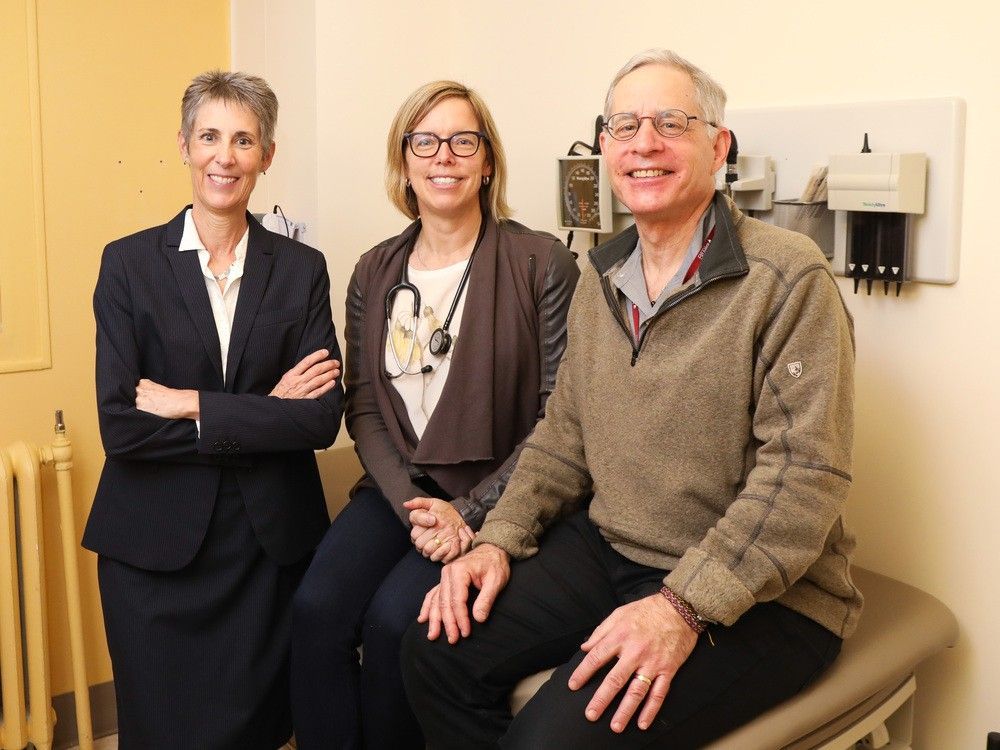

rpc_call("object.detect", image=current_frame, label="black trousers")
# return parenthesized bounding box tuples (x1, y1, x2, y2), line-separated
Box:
(291, 486, 441, 750)
(401, 512, 841, 750)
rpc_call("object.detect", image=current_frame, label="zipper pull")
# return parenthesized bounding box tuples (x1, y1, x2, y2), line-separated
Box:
(631, 350, 638, 367)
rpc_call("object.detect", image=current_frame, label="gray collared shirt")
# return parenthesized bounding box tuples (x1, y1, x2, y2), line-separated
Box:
(610, 206, 714, 342)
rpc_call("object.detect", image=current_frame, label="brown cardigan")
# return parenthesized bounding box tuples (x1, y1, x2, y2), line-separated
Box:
(344, 214, 579, 527)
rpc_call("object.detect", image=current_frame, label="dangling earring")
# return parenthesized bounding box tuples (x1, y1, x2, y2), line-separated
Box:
(482, 175, 491, 186)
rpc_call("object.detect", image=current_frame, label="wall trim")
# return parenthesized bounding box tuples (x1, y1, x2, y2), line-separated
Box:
(0, 0, 52, 373)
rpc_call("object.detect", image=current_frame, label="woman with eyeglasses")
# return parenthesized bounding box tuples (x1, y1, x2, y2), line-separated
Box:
(290, 80, 579, 749)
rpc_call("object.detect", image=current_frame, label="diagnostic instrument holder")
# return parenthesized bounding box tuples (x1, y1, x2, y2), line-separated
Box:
(828, 136, 927, 296)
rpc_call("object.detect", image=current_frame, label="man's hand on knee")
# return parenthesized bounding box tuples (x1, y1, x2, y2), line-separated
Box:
(417, 543, 511, 645)
(567, 594, 699, 733)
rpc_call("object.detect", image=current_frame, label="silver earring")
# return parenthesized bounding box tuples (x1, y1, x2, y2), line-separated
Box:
(483, 175, 490, 186)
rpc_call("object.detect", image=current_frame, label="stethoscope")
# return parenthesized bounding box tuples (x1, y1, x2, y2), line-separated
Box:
(383, 217, 487, 379)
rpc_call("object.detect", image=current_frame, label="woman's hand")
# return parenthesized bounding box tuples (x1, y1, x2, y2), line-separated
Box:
(136, 379, 200, 420)
(270, 349, 340, 399)
(404, 497, 475, 564)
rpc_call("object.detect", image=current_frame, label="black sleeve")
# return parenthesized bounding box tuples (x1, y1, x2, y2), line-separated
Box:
(197, 250, 344, 453)
(94, 243, 234, 465)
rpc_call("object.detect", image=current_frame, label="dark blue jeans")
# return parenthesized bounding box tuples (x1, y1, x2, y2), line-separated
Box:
(291, 486, 441, 750)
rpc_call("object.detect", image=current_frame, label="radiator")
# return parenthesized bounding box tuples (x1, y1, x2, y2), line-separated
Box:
(0, 413, 93, 750)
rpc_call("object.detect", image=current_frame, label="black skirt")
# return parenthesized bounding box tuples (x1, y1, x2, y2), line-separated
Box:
(98, 471, 309, 750)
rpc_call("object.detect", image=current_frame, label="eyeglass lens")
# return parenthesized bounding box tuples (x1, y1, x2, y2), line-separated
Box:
(606, 110, 691, 140)
(408, 132, 482, 157)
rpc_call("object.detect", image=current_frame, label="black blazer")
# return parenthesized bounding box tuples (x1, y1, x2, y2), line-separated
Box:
(83, 207, 343, 571)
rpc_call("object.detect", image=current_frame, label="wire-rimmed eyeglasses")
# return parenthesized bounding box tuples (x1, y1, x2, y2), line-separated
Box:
(603, 110, 717, 141)
(404, 131, 488, 158)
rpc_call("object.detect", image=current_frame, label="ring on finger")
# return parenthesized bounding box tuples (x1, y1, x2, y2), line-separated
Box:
(433, 536, 442, 546)
(634, 673, 653, 687)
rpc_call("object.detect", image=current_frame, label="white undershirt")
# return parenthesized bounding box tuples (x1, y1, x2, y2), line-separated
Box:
(178, 209, 249, 435)
(177, 209, 249, 382)
(385, 259, 470, 438)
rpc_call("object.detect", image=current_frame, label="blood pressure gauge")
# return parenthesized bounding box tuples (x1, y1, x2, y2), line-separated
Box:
(557, 155, 612, 233)
(564, 163, 600, 226)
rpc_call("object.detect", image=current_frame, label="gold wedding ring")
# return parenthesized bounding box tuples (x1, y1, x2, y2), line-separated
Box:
(634, 673, 653, 687)
(433, 537, 442, 546)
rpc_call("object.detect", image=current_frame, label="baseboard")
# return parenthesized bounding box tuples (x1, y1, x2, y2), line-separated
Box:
(52, 680, 117, 749)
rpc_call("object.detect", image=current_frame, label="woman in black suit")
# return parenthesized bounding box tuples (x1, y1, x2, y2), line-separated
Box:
(83, 71, 343, 750)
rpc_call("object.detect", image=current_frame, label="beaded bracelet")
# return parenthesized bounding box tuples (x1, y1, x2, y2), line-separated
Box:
(659, 585, 707, 635)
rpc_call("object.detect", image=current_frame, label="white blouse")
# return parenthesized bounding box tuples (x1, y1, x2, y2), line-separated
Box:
(177, 209, 249, 382)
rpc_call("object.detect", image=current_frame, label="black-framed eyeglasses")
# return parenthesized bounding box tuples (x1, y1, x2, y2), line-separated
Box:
(404, 131, 487, 158)
(603, 110, 717, 141)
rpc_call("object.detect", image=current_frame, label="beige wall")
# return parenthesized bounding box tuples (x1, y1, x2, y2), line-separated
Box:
(241, 1, 1000, 747)
(0, 0, 230, 695)
(232, 0, 319, 230)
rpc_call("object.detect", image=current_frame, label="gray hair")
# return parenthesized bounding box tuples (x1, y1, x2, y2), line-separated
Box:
(180, 70, 278, 152)
(603, 49, 726, 129)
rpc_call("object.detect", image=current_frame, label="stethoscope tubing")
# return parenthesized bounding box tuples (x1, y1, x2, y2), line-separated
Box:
(384, 215, 487, 378)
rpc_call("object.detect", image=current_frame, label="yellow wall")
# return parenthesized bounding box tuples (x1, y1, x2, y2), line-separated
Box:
(0, 0, 229, 694)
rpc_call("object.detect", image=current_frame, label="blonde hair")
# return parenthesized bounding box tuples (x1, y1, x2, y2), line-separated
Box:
(385, 80, 511, 222)
(181, 70, 278, 151)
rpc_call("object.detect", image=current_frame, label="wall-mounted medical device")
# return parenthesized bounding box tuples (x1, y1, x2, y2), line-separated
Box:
(254, 204, 308, 242)
(725, 154, 777, 211)
(716, 98, 964, 289)
(827, 148, 927, 214)
(827, 142, 927, 295)
(557, 155, 612, 234)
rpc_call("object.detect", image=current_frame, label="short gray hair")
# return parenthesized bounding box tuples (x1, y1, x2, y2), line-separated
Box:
(180, 70, 278, 152)
(603, 50, 726, 129)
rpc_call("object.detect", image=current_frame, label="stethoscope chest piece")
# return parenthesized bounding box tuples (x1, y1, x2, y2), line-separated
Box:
(428, 327, 452, 357)
(384, 216, 486, 378)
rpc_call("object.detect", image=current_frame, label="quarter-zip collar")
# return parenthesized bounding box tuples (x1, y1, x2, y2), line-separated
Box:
(590, 191, 749, 282)
(589, 192, 751, 366)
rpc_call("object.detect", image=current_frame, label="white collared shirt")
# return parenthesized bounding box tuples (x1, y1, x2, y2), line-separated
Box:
(177, 209, 249, 382)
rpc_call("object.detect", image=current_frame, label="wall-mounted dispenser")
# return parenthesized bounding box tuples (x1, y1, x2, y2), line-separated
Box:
(827, 136, 927, 295)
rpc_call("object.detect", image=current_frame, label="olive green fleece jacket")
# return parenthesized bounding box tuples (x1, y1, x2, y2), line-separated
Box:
(476, 193, 863, 638)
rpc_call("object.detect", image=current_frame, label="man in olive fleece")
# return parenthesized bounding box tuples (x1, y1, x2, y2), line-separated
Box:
(402, 49, 862, 750)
